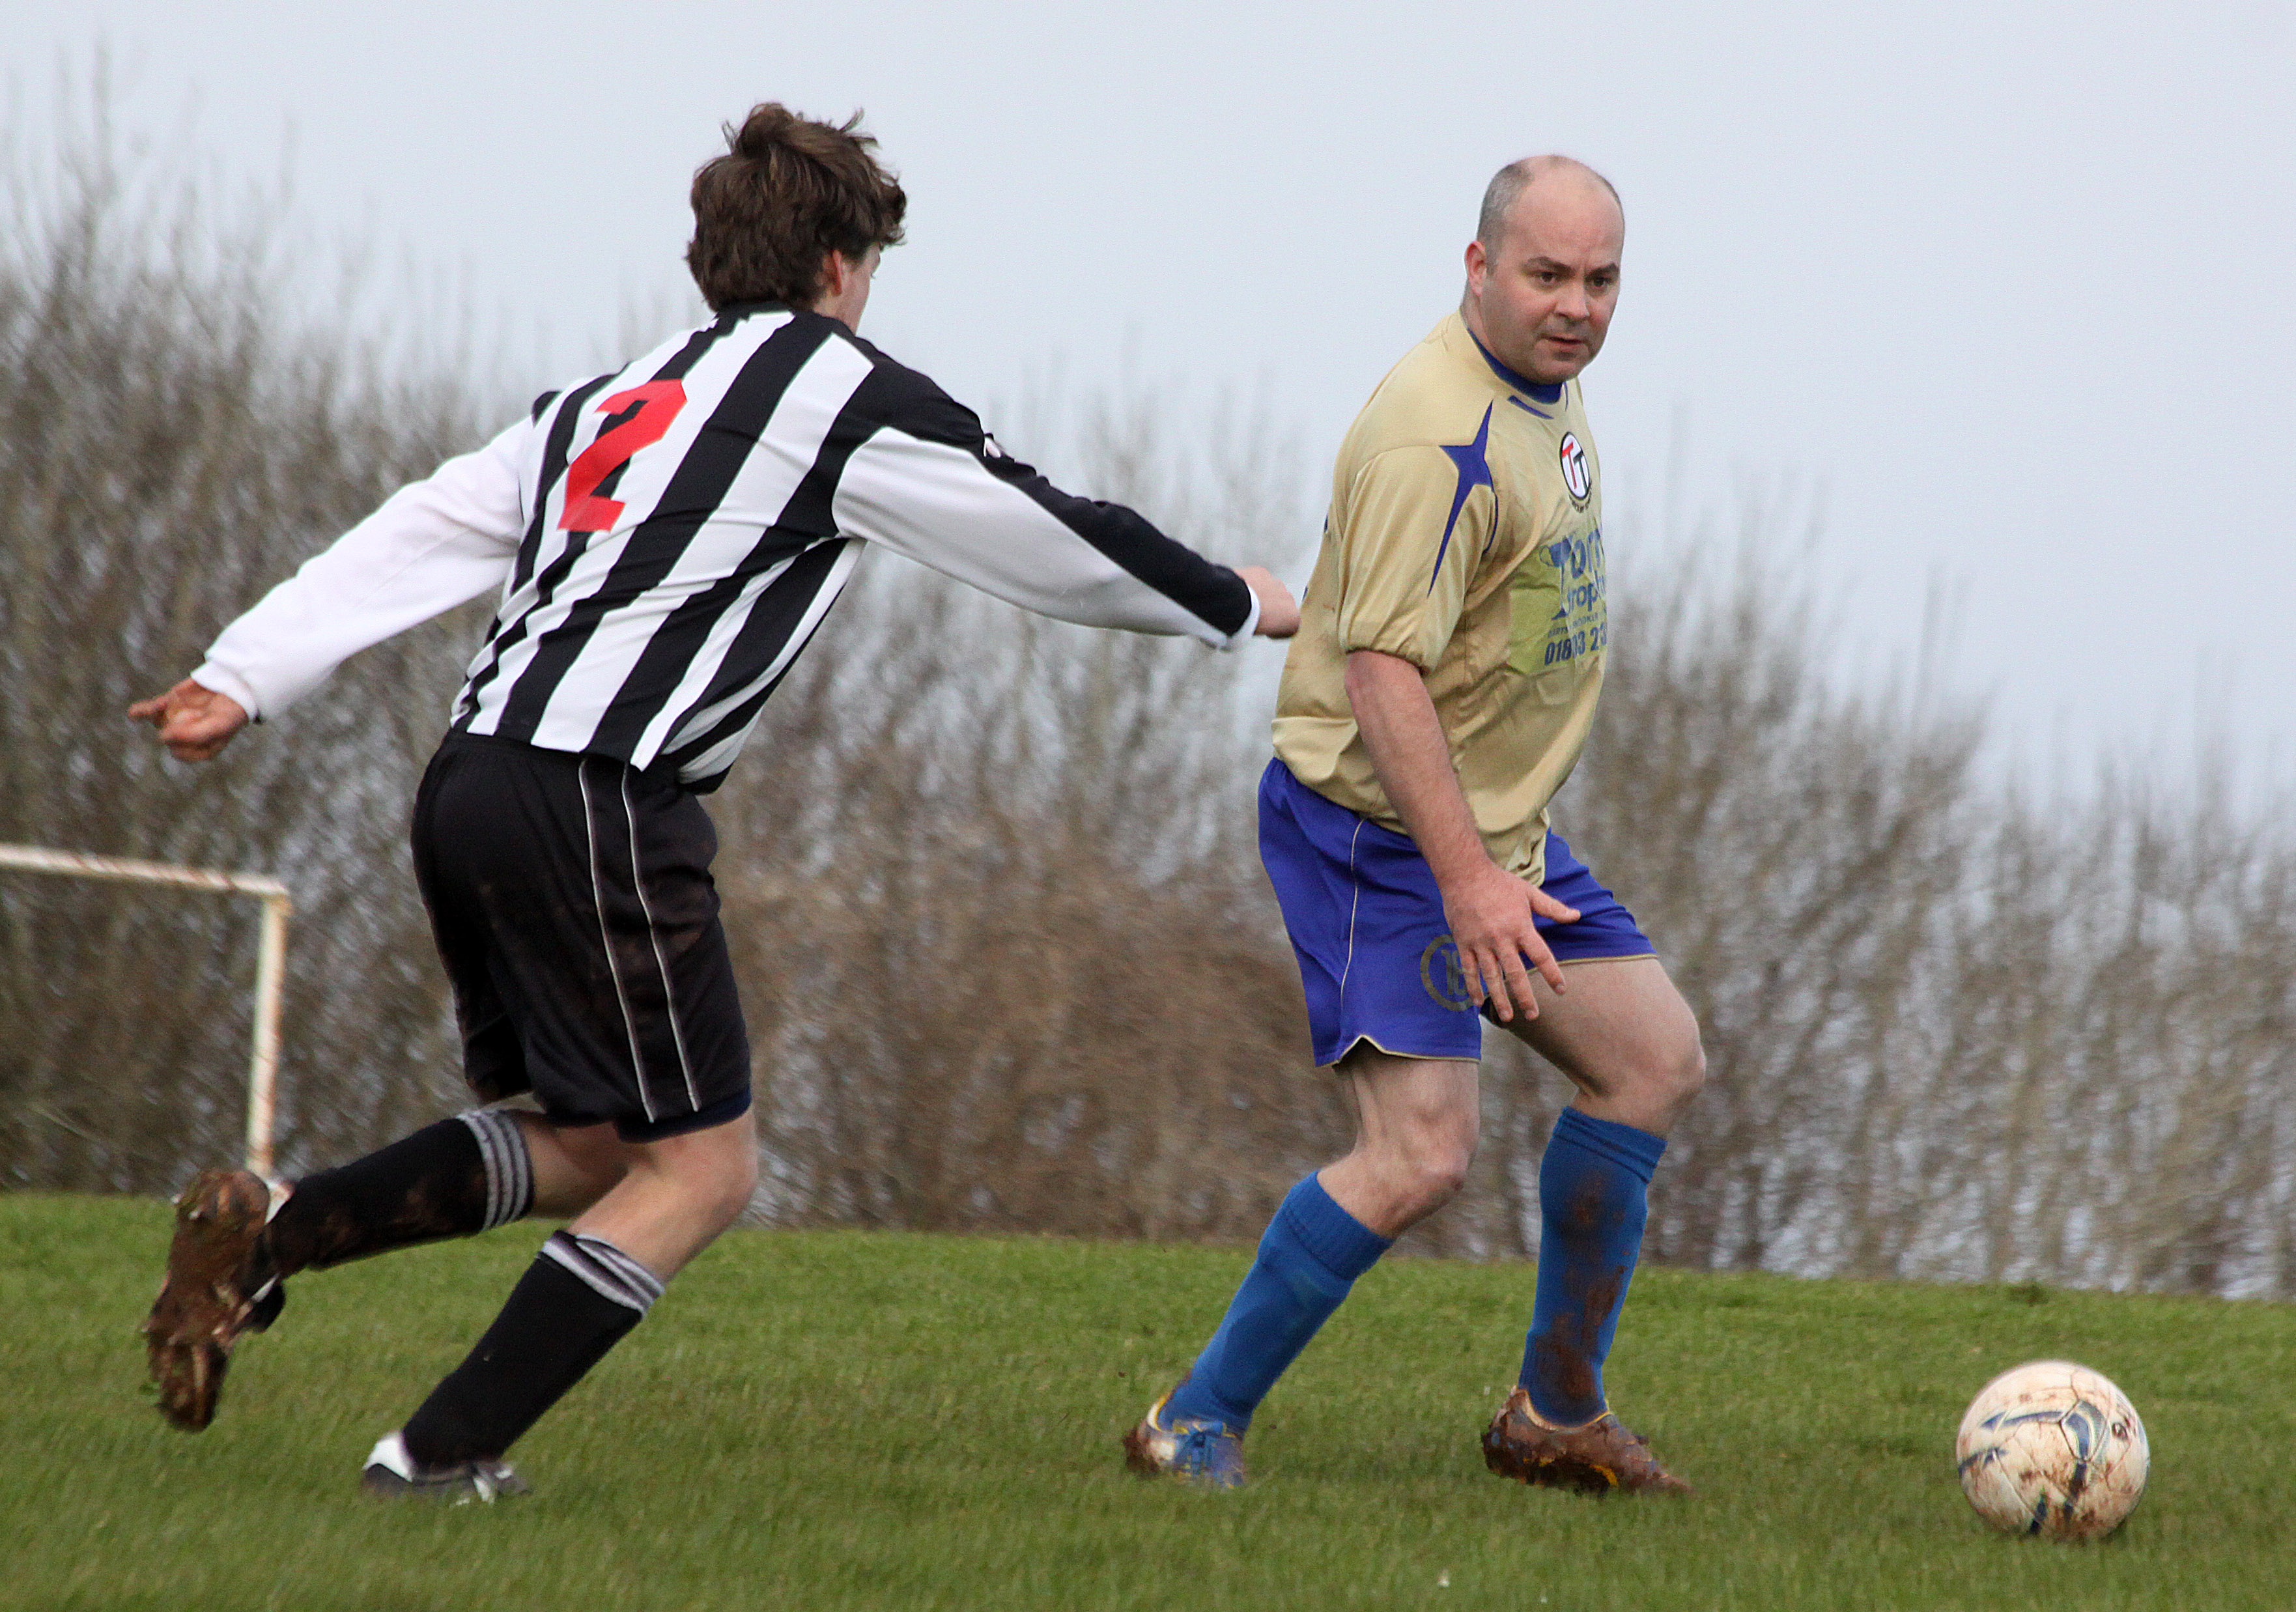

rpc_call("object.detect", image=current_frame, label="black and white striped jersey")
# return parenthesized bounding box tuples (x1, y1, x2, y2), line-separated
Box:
(195, 305, 1258, 789)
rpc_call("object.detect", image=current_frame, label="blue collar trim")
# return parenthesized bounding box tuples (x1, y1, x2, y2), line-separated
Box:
(1467, 328, 1565, 405)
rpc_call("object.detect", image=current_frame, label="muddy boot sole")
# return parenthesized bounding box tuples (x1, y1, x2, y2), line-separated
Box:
(142, 1168, 272, 1432)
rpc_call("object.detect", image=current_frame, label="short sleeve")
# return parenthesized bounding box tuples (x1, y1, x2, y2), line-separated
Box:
(1332, 445, 1490, 668)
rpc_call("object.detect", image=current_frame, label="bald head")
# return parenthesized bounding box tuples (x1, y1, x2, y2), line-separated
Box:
(1476, 155, 1622, 253)
(1461, 156, 1625, 386)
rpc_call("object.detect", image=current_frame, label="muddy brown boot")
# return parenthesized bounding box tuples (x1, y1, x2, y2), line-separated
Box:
(142, 1168, 273, 1431)
(1482, 1386, 1692, 1495)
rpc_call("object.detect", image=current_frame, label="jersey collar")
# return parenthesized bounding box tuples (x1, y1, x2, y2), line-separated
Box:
(1466, 326, 1566, 407)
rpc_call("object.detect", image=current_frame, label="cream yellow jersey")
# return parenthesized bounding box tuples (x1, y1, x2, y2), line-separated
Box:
(1271, 311, 1608, 883)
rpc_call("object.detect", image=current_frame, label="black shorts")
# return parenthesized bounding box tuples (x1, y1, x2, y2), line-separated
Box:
(410, 733, 752, 1142)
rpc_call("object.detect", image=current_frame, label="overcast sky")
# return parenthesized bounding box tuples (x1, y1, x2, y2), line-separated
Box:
(10, 0, 2293, 788)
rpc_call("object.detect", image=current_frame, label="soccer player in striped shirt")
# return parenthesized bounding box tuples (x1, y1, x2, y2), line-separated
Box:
(131, 103, 1299, 1501)
(1126, 157, 1703, 1493)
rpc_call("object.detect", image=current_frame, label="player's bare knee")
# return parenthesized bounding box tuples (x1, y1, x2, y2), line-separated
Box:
(685, 1126, 759, 1231)
(1416, 1150, 1473, 1208)
(1656, 1031, 1707, 1115)
(715, 1141, 760, 1224)
(1613, 1015, 1704, 1100)
(1393, 1129, 1475, 1213)
(1677, 1035, 1707, 1102)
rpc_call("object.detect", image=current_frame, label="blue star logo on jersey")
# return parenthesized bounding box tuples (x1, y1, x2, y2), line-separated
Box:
(1429, 403, 1494, 593)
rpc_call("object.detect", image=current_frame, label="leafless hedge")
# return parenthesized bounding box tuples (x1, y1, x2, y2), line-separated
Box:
(1538, 539, 2296, 1298)
(3, 137, 2290, 1296)
(0, 132, 481, 1187)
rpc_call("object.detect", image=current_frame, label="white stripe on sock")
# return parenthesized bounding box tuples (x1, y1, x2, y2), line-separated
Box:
(539, 1231, 663, 1315)
(457, 1109, 533, 1232)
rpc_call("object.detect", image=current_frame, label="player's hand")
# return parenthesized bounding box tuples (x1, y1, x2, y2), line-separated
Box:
(129, 678, 249, 762)
(1439, 856, 1580, 1023)
(1236, 566, 1301, 638)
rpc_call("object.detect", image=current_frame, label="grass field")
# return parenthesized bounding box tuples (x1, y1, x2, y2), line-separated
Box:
(5, 1195, 2293, 1611)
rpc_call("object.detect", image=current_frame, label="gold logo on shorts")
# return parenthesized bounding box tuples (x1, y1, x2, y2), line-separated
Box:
(1419, 936, 1473, 1011)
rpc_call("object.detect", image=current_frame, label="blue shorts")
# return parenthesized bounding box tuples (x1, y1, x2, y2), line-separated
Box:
(1258, 757, 1654, 1067)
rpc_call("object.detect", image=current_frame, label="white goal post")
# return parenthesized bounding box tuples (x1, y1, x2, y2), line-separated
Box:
(0, 843, 291, 1180)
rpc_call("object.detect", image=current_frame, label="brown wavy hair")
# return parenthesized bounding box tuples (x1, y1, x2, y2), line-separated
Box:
(686, 104, 907, 311)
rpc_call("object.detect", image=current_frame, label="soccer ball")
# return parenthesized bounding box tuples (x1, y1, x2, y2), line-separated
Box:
(1955, 1360, 2148, 1541)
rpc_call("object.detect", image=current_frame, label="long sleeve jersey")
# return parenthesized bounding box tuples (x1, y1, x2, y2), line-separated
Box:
(194, 304, 1258, 789)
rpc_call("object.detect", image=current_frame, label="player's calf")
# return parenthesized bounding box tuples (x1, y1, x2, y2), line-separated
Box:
(388, 1228, 664, 1476)
(375, 1110, 751, 1478)
(141, 1110, 537, 1430)
(261, 1109, 535, 1278)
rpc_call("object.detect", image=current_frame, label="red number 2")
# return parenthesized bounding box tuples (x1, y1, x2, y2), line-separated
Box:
(558, 381, 688, 533)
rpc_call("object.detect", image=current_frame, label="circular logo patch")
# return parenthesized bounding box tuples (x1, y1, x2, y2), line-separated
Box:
(1419, 936, 1474, 1011)
(1559, 432, 1591, 503)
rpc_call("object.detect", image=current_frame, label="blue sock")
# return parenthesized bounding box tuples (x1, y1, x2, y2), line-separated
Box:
(1165, 1174, 1391, 1434)
(1520, 1107, 1667, 1426)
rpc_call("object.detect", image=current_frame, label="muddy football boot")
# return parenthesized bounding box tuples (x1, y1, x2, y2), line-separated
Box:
(1123, 1389, 1247, 1490)
(1482, 1387, 1692, 1495)
(142, 1168, 274, 1431)
(360, 1432, 531, 1503)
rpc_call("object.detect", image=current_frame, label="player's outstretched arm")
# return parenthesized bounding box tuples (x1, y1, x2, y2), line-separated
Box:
(826, 355, 1288, 647)
(1344, 647, 1578, 1022)
(128, 679, 250, 762)
(128, 416, 534, 756)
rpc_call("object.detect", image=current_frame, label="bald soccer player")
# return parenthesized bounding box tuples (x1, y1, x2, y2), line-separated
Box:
(1124, 156, 1703, 1493)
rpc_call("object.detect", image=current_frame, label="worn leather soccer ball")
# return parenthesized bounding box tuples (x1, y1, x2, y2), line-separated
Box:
(1955, 1360, 2148, 1541)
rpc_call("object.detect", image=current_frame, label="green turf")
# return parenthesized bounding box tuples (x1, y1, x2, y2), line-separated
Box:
(3, 1195, 2291, 1611)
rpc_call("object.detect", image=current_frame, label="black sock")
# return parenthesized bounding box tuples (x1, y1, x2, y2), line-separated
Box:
(400, 1230, 663, 1467)
(260, 1111, 533, 1279)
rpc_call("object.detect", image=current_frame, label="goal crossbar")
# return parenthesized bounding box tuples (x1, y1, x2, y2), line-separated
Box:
(0, 843, 291, 1180)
